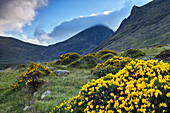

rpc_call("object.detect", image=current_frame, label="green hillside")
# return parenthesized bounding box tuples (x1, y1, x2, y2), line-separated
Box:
(93, 0, 170, 52)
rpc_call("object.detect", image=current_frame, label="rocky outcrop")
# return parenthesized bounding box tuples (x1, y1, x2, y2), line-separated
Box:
(54, 70, 70, 76)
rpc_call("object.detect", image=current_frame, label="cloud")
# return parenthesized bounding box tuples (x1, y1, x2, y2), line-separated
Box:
(104, 10, 113, 15)
(0, 0, 48, 35)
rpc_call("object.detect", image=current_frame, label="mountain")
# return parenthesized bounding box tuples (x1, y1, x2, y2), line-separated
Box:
(0, 25, 113, 68)
(0, 36, 48, 67)
(43, 25, 113, 60)
(93, 0, 170, 52)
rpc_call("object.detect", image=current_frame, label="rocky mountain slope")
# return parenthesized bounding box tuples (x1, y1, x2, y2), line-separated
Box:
(93, 0, 170, 52)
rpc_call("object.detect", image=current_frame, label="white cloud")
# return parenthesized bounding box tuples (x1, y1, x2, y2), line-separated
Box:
(0, 0, 48, 35)
(104, 10, 113, 15)
(90, 13, 98, 17)
(79, 16, 84, 18)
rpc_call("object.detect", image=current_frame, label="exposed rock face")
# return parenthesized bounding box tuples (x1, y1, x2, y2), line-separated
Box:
(93, 0, 170, 52)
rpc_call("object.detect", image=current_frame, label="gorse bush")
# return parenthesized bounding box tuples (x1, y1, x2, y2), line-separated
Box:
(50, 59, 170, 113)
(69, 54, 101, 68)
(54, 59, 61, 65)
(121, 48, 145, 58)
(100, 53, 114, 61)
(10, 62, 54, 91)
(91, 56, 132, 78)
(60, 52, 80, 65)
(95, 49, 117, 58)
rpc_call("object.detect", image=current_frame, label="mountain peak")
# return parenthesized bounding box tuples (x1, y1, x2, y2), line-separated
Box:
(45, 25, 113, 59)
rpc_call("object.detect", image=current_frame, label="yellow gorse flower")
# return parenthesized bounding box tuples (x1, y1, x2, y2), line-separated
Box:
(50, 59, 170, 113)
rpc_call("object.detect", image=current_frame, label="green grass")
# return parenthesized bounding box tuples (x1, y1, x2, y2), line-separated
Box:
(0, 45, 169, 113)
(0, 64, 98, 113)
(140, 44, 170, 58)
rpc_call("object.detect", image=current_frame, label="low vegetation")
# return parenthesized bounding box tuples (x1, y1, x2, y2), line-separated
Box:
(95, 49, 117, 58)
(121, 48, 145, 58)
(69, 54, 101, 69)
(155, 49, 170, 61)
(0, 47, 170, 113)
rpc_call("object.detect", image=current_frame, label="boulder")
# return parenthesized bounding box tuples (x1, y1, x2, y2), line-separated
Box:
(142, 57, 150, 60)
(24, 106, 30, 111)
(48, 67, 55, 70)
(54, 70, 70, 76)
(41, 90, 51, 99)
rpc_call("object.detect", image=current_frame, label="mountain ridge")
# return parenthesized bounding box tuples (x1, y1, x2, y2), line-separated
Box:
(93, 0, 170, 52)
(43, 25, 114, 60)
(0, 25, 113, 67)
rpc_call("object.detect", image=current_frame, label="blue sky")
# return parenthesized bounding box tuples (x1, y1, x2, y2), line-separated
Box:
(0, 0, 152, 46)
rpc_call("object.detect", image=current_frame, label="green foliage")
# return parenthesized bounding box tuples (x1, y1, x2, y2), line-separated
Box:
(121, 48, 145, 58)
(69, 54, 101, 68)
(10, 62, 54, 92)
(91, 56, 132, 78)
(95, 49, 117, 58)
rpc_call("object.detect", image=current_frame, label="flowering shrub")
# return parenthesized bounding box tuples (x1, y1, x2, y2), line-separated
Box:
(69, 54, 101, 68)
(50, 59, 170, 113)
(100, 53, 114, 60)
(121, 48, 145, 58)
(60, 52, 80, 65)
(54, 59, 61, 65)
(91, 56, 132, 78)
(10, 62, 54, 91)
(95, 49, 117, 58)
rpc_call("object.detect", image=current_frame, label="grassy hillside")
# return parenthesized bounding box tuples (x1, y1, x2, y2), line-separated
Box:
(0, 36, 48, 69)
(0, 64, 98, 113)
(93, 0, 170, 52)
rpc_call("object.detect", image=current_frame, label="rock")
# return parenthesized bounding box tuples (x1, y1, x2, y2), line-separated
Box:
(142, 57, 150, 60)
(41, 90, 51, 99)
(24, 106, 30, 111)
(48, 67, 55, 70)
(0, 70, 3, 73)
(29, 101, 34, 105)
(33, 91, 38, 97)
(54, 70, 70, 76)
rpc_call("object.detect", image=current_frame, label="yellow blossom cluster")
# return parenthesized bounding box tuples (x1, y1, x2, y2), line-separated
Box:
(95, 49, 117, 58)
(55, 52, 80, 65)
(69, 53, 101, 68)
(91, 56, 132, 77)
(100, 53, 114, 60)
(50, 59, 170, 113)
(10, 62, 54, 90)
(54, 59, 62, 65)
